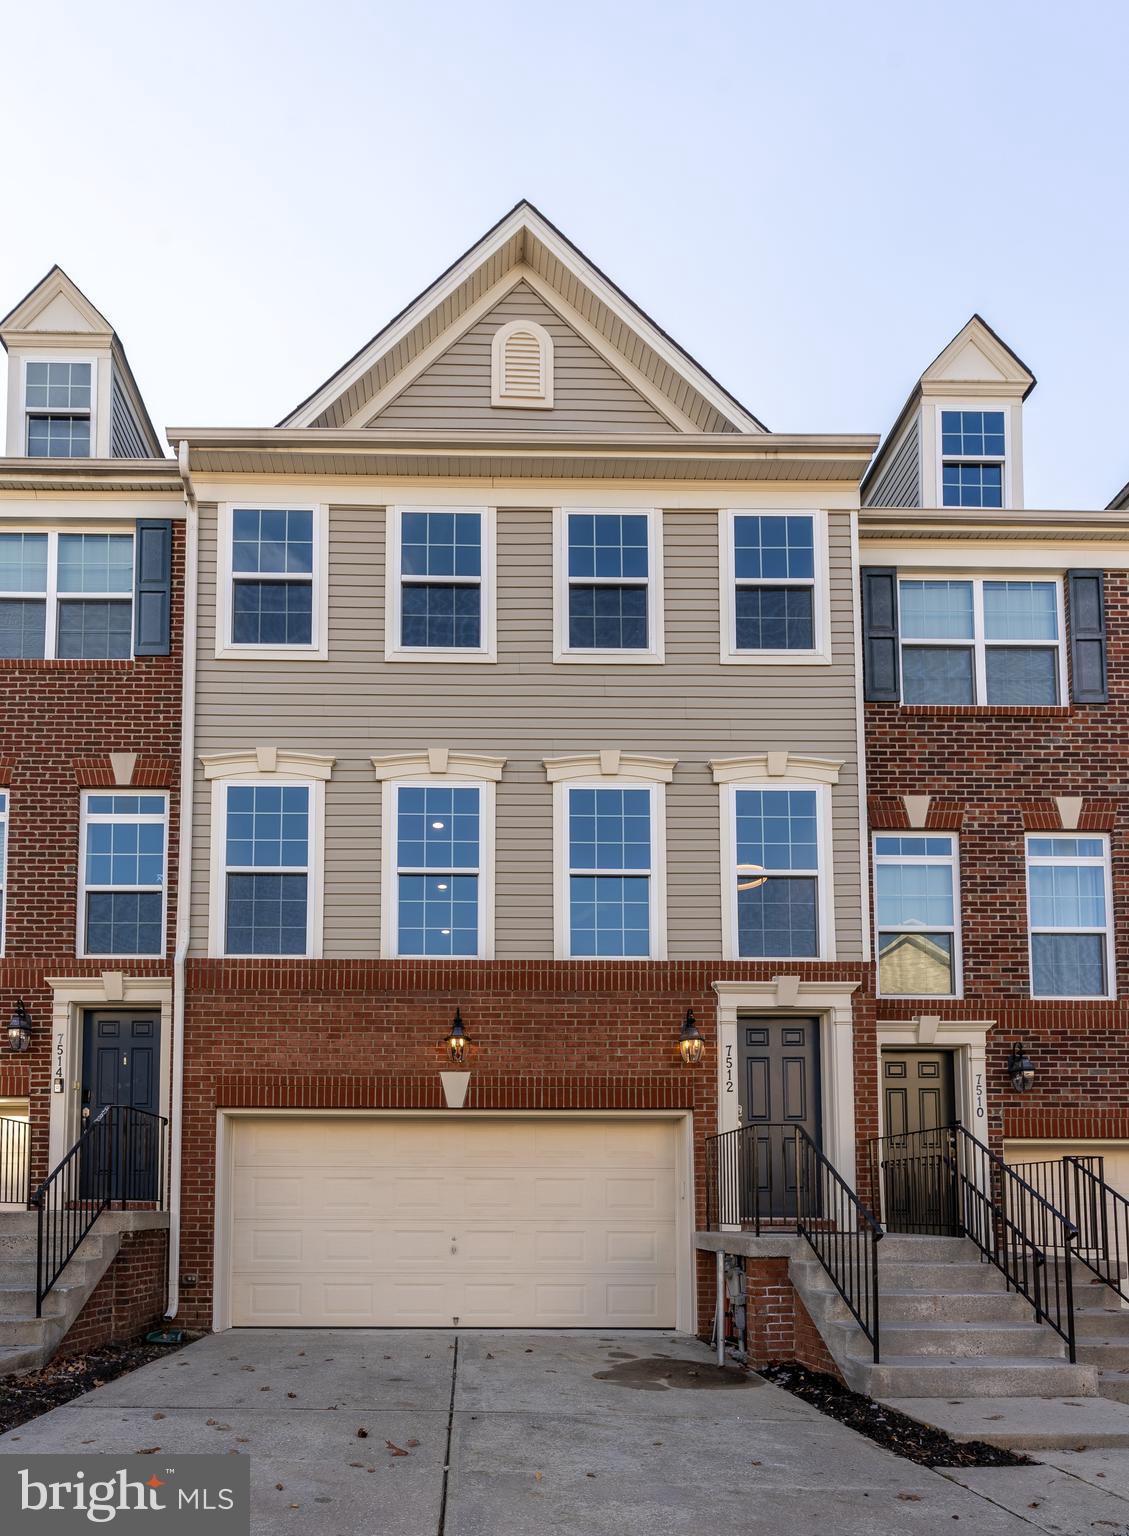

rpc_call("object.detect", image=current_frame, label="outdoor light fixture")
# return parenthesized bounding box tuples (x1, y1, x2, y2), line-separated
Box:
(444, 1008, 471, 1065)
(1007, 1042, 1035, 1092)
(7, 999, 32, 1054)
(736, 863, 768, 891)
(679, 1008, 704, 1066)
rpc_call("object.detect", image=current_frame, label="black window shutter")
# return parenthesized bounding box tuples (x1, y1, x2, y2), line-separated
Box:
(1067, 569, 1107, 704)
(861, 566, 900, 701)
(134, 519, 172, 656)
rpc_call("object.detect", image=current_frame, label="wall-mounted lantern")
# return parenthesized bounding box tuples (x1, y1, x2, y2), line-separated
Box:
(7, 999, 32, 1054)
(679, 1008, 704, 1066)
(1007, 1042, 1035, 1092)
(444, 1008, 472, 1066)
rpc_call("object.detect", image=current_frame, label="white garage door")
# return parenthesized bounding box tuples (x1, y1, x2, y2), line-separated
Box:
(1006, 1140, 1129, 1199)
(229, 1116, 680, 1327)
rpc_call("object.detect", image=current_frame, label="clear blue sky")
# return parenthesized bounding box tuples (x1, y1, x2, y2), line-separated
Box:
(2, 0, 1126, 506)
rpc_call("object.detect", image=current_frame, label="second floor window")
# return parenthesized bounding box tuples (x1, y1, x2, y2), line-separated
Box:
(1027, 835, 1113, 998)
(223, 783, 310, 955)
(730, 513, 817, 653)
(80, 793, 167, 956)
(567, 785, 655, 956)
(557, 509, 662, 662)
(941, 410, 1005, 507)
(731, 787, 821, 958)
(392, 508, 487, 655)
(25, 360, 92, 457)
(393, 784, 482, 956)
(230, 508, 315, 647)
(0, 531, 133, 659)
(899, 577, 1062, 705)
(874, 834, 960, 996)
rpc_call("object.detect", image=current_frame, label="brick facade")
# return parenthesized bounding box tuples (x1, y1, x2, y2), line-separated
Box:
(865, 570, 1129, 1152)
(740, 1257, 843, 1378)
(56, 1227, 170, 1358)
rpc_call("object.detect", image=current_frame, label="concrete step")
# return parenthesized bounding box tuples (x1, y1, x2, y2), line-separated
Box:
(0, 1343, 44, 1376)
(881, 1394, 1129, 1450)
(1074, 1306, 1129, 1338)
(0, 1256, 101, 1287)
(0, 1314, 63, 1346)
(1097, 1369, 1129, 1404)
(1079, 1341, 1129, 1370)
(0, 1283, 77, 1318)
(0, 1212, 39, 1237)
(834, 1319, 1067, 1361)
(793, 1254, 1008, 1295)
(878, 1288, 1032, 1323)
(857, 1354, 1097, 1399)
(873, 1235, 979, 1261)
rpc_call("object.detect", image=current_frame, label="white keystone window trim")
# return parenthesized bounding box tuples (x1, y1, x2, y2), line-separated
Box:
(873, 833, 962, 999)
(1025, 834, 1115, 1000)
(77, 791, 169, 959)
(216, 504, 329, 661)
(718, 508, 830, 665)
(717, 779, 835, 961)
(384, 506, 497, 663)
(22, 356, 97, 459)
(553, 507, 665, 665)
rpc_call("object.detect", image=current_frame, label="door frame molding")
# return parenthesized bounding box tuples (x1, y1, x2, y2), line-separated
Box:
(44, 974, 172, 1173)
(713, 979, 859, 1185)
(212, 1107, 696, 1335)
(875, 1014, 996, 1143)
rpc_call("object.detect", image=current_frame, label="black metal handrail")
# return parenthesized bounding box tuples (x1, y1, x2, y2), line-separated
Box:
(28, 1105, 167, 1316)
(951, 1126, 1078, 1360)
(0, 1115, 30, 1205)
(705, 1123, 884, 1362)
(1063, 1156, 1129, 1306)
(870, 1124, 962, 1235)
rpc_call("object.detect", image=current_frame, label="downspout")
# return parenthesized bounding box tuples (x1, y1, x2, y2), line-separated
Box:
(166, 437, 198, 1318)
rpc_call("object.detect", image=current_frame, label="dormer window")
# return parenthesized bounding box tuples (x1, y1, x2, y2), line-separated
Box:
(940, 410, 1005, 507)
(491, 320, 553, 409)
(24, 359, 94, 457)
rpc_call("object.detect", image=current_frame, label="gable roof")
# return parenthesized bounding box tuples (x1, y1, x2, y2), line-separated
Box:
(0, 265, 164, 457)
(1108, 477, 1129, 511)
(862, 313, 1036, 499)
(281, 200, 766, 434)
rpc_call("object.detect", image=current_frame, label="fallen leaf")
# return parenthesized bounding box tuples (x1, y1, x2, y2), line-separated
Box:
(287, 1392, 297, 1399)
(275, 1484, 284, 1491)
(152, 1412, 165, 1420)
(356, 1428, 369, 1439)
(386, 1441, 409, 1457)
(406, 1439, 420, 1448)
(897, 1494, 922, 1502)
(135, 1447, 160, 1455)
(259, 1386, 271, 1392)
(349, 1462, 364, 1468)
(534, 1471, 542, 1482)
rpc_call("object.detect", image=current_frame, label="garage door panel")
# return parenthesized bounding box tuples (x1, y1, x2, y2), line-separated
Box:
(230, 1117, 679, 1328)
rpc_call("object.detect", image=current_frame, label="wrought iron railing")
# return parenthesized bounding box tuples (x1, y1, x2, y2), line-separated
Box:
(870, 1124, 961, 1235)
(1007, 1153, 1104, 1242)
(705, 1123, 884, 1361)
(28, 1105, 166, 1316)
(0, 1115, 29, 1204)
(1025, 1154, 1129, 1307)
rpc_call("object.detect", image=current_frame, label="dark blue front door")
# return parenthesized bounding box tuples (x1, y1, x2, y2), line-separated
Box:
(81, 1013, 160, 1199)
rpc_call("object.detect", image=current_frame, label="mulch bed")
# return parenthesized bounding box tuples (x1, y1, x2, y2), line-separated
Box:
(759, 1363, 1034, 1468)
(0, 1336, 192, 1437)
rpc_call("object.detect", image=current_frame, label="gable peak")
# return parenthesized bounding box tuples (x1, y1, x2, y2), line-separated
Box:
(0, 265, 113, 344)
(920, 313, 1036, 399)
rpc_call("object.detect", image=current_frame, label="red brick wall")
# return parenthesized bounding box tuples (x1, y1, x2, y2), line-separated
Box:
(179, 956, 869, 1332)
(865, 569, 1129, 1151)
(741, 1256, 843, 1378)
(56, 1226, 170, 1358)
(0, 519, 183, 1186)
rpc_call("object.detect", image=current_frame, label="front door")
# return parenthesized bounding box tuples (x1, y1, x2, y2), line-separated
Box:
(738, 1018, 821, 1220)
(81, 1012, 161, 1200)
(880, 1049, 957, 1233)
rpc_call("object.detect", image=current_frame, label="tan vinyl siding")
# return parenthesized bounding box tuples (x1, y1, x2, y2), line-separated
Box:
(370, 283, 676, 434)
(192, 501, 862, 960)
(865, 416, 921, 509)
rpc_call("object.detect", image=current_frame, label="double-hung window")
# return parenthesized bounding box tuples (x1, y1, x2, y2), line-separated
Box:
(387, 507, 494, 660)
(0, 531, 133, 659)
(220, 505, 325, 657)
(567, 785, 656, 956)
(79, 793, 167, 957)
(899, 577, 1063, 705)
(1026, 835, 1113, 998)
(941, 410, 1006, 507)
(874, 834, 960, 996)
(222, 783, 311, 955)
(557, 509, 662, 661)
(25, 360, 93, 457)
(393, 784, 483, 956)
(722, 512, 821, 659)
(729, 787, 823, 958)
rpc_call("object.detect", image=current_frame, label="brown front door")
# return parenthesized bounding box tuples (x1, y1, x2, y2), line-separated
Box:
(739, 1018, 821, 1220)
(880, 1049, 957, 1233)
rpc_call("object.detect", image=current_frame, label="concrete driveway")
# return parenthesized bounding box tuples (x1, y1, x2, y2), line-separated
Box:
(0, 1329, 1095, 1534)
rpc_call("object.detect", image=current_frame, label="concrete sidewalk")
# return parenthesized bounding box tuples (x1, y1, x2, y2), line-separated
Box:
(0, 1329, 1116, 1534)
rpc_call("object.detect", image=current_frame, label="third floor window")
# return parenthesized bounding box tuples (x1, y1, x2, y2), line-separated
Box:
(0, 531, 133, 659)
(25, 360, 93, 457)
(940, 410, 1005, 508)
(899, 577, 1063, 705)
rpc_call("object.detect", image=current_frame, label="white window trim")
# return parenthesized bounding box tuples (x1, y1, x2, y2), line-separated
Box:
(380, 778, 496, 959)
(0, 527, 135, 660)
(491, 319, 554, 409)
(76, 790, 169, 960)
(544, 754, 674, 960)
(21, 355, 98, 460)
(1025, 833, 1116, 1001)
(0, 789, 7, 957)
(718, 508, 831, 666)
(384, 506, 497, 663)
(216, 503, 329, 661)
(872, 832, 963, 1000)
(897, 572, 1067, 706)
(934, 400, 1011, 510)
(553, 507, 665, 665)
(718, 779, 835, 962)
(202, 750, 334, 959)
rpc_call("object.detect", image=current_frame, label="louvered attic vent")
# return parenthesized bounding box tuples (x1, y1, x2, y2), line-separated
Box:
(491, 319, 554, 409)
